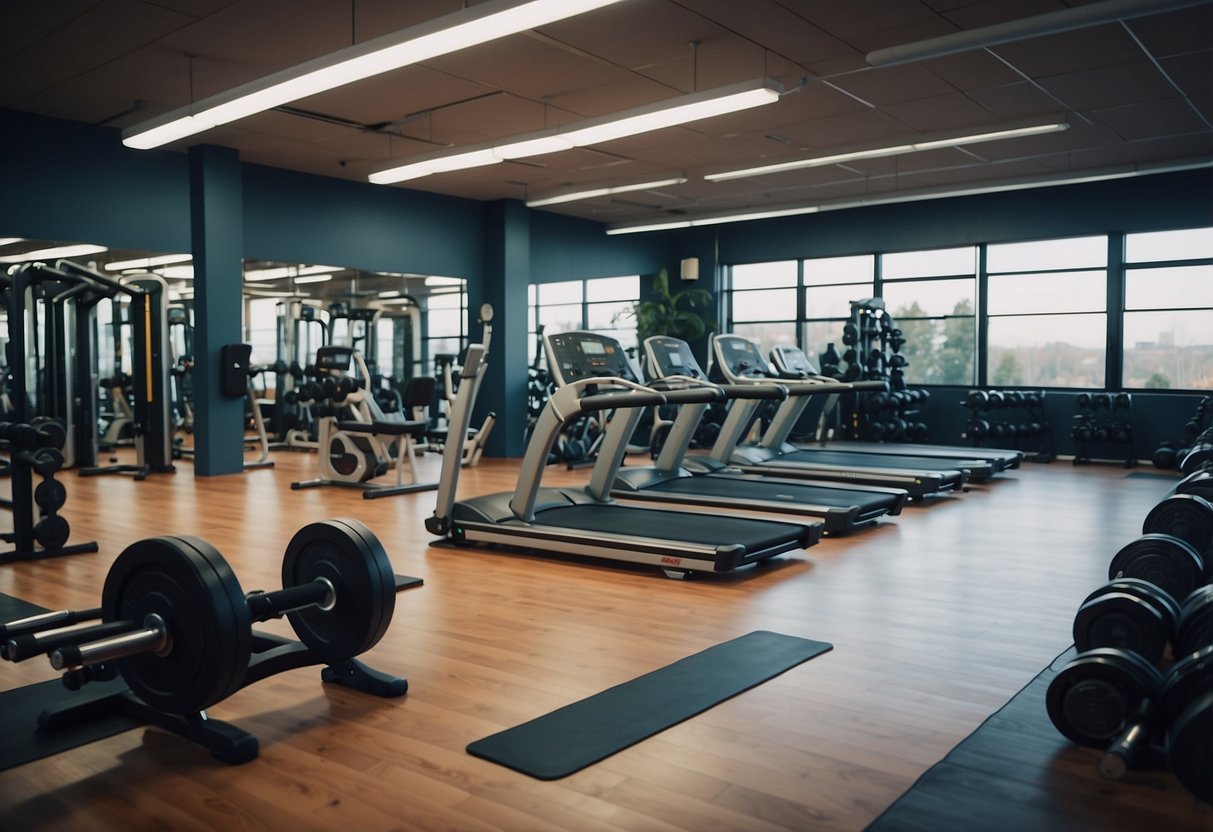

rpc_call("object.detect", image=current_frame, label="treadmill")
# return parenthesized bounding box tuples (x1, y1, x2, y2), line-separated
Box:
(709, 334, 974, 498)
(768, 344, 1023, 477)
(426, 330, 821, 578)
(611, 335, 908, 533)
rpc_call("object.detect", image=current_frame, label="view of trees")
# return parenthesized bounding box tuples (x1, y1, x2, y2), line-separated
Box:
(890, 298, 975, 385)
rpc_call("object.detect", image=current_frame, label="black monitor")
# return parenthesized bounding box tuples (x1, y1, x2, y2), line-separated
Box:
(314, 345, 354, 373)
(645, 336, 706, 380)
(545, 331, 638, 385)
(713, 335, 773, 380)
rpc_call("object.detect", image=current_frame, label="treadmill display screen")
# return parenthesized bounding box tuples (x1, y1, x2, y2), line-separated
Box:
(645, 336, 704, 379)
(716, 336, 772, 379)
(545, 331, 639, 384)
(580, 340, 606, 355)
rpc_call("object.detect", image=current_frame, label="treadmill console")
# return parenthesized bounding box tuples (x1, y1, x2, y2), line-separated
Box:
(314, 345, 354, 374)
(769, 345, 820, 379)
(545, 331, 639, 386)
(645, 336, 706, 380)
(713, 335, 775, 380)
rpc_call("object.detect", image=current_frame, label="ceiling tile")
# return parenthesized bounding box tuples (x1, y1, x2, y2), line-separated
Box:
(678, 0, 856, 66)
(825, 63, 959, 107)
(1036, 60, 1182, 110)
(989, 23, 1141, 78)
(920, 51, 1023, 91)
(966, 80, 1064, 118)
(1159, 50, 1213, 103)
(881, 91, 1002, 131)
(1090, 99, 1212, 143)
(1125, 4, 1213, 59)
(938, 0, 1068, 29)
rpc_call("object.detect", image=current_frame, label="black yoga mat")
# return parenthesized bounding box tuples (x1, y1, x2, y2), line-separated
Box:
(0, 592, 143, 771)
(467, 630, 832, 780)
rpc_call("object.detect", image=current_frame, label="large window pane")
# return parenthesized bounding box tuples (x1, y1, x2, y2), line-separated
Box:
(538, 303, 582, 333)
(732, 322, 797, 364)
(732, 261, 797, 289)
(1125, 266, 1213, 310)
(537, 280, 582, 305)
(888, 317, 976, 386)
(806, 284, 870, 319)
(732, 288, 797, 322)
(882, 246, 976, 279)
(586, 275, 638, 301)
(1123, 310, 1213, 390)
(1126, 227, 1213, 262)
(587, 300, 634, 329)
(882, 279, 974, 318)
(803, 321, 847, 372)
(988, 272, 1107, 314)
(987, 235, 1106, 272)
(804, 254, 873, 286)
(987, 314, 1107, 387)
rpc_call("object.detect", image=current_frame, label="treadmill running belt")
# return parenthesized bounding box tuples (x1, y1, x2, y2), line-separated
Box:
(536, 504, 809, 551)
(779, 449, 964, 472)
(652, 476, 901, 510)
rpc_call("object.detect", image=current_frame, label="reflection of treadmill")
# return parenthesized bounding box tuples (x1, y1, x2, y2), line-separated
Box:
(611, 336, 908, 533)
(769, 345, 1023, 478)
(426, 330, 820, 578)
(709, 334, 973, 498)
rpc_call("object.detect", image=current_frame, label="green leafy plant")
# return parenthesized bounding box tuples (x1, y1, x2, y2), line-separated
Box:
(620, 267, 716, 342)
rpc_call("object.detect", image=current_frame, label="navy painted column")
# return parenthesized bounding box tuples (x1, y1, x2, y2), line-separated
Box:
(189, 144, 245, 475)
(473, 200, 530, 458)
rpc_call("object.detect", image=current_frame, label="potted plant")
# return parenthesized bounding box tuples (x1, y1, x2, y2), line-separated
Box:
(623, 267, 716, 343)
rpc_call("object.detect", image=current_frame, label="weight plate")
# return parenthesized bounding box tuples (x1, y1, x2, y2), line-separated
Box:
(1081, 578, 1181, 642)
(1174, 470, 1213, 503)
(33, 478, 68, 513)
(1167, 691, 1213, 803)
(1162, 645, 1213, 723)
(1176, 588, 1213, 658)
(1108, 534, 1205, 603)
(1072, 593, 1169, 665)
(1143, 494, 1213, 563)
(1045, 648, 1162, 747)
(282, 519, 394, 664)
(102, 536, 251, 714)
(32, 516, 70, 551)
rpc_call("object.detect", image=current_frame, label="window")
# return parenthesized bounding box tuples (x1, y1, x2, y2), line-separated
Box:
(986, 235, 1108, 388)
(881, 247, 976, 385)
(729, 261, 798, 363)
(424, 287, 467, 370)
(803, 255, 873, 372)
(528, 276, 640, 366)
(1123, 227, 1213, 390)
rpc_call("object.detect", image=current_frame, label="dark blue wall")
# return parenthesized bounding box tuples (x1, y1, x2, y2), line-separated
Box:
(529, 210, 672, 282)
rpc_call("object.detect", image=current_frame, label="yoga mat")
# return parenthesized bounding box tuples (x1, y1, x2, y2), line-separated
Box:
(0, 591, 48, 622)
(467, 630, 832, 780)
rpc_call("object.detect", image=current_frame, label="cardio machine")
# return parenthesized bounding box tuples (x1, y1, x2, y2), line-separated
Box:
(709, 334, 975, 499)
(768, 344, 1023, 478)
(610, 336, 908, 533)
(426, 330, 821, 578)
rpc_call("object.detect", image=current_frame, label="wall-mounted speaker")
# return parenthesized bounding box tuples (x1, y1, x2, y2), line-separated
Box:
(680, 257, 699, 282)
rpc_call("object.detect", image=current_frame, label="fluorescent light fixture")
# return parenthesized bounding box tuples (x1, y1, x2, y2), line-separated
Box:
(608, 157, 1213, 235)
(371, 78, 782, 184)
(0, 237, 25, 247)
(425, 276, 465, 287)
(104, 253, 192, 271)
(156, 265, 196, 279)
(527, 177, 688, 207)
(0, 243, 107, 263)
(867, 0, 1207, 68)
(294, 274, 334, 285)
(123, 0, 627, 150)
(244, 264, 343, 282)
(706, 120, 1068, 182)
(377, 290, 402, 299)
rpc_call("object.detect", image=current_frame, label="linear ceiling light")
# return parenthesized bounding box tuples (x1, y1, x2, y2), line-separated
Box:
(0, 237, 25, 247)
(705, 119, 1069, 182)
(867, 0, 1207, 67)
(0, 243, 107, 263)
(122, 0, 628, 150)
(527, 177, 688, 207)
(294, 274, 334, 285)
(104, 253, 192, 271)
(370, 78, 782, 184)
(608, 158, 1213, 235)
(244, 264, 343, 282)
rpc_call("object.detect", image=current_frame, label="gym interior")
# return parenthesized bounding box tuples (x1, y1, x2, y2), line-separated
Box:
(1, 2, 1212, 830)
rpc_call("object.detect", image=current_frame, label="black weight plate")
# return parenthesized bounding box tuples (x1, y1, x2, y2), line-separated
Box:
(33, 478, 67, 512)
(282, 519, 394, 664)
(32, 516, 70, 551)
(1162, 645, 1213, 723)
(1082, 578, 1181, 642)
(331, 518, 398, 645)
(1045, 648, 1162, 747)
(1108, 534, 1205, 602)
(102, 536, 251, 714)
(1168, 691, 1213, 803)
(1176, 588, 1213, 658)
(1174, 469, 1213, 503)
(1143, 494, 1213, 562)
(1072, 593, 1169, 665)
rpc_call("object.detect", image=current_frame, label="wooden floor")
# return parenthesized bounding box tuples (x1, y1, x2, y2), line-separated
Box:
(1, 448, 1210, 830)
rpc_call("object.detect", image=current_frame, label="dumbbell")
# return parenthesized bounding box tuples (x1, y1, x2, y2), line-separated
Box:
(2, 519, 397, 715)
(1073, 577, 1213, 664)
(1092, 393, 1112, 412)
(0, 419, 67, 451)
(966, 419, 989, 439)
(1046, 644, 1212, 801)
(1152, 443, 1178, 470)
(987, 391, 1005, 409)
(965, 390, 989, 409)
(1143, 494, 1213, 570)
(1114, 392, 1133, 412)
(1075, 393, 1092, 410)
(1181, 433, 1213, 475)
(1006, 391, 1023, 406)
(842, 323, 858, 346)
(1109, 534, 1206, 604)
(1173, 467, 1213, 502)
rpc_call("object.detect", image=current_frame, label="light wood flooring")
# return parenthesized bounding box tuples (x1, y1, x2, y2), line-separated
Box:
(1, 447, 1210, 831)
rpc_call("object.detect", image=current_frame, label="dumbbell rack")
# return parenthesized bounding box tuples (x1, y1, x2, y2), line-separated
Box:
(962, 390, 1055, 463)
(1154, 397, 1212, 473)
(0, 419, 98, 564)
(1072, 393, 1136, 468)
(837, 298, 930, 442)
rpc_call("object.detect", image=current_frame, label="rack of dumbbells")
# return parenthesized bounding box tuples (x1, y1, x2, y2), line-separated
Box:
(962, 389, 1054, 462)
(0, 418, 98, 564)
(1152, 396, 1211, 474)
(1045, 484, 1212, 803)
(1072, 392, 1136, 467)
(838, 298, 930, 442)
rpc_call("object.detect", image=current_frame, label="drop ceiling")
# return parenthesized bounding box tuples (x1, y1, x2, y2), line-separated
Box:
(2, 0, 1211, 229)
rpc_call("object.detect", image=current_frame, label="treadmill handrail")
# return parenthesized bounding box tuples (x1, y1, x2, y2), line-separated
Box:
(427, 344, 488, 534)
